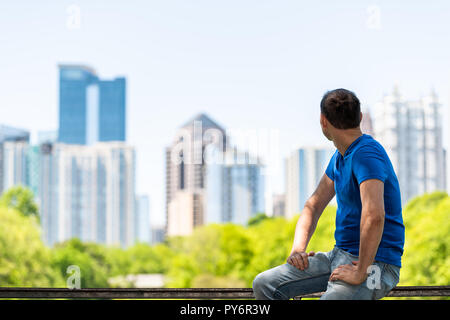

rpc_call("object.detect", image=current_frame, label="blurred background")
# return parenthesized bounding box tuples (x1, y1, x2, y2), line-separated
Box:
(0, 0, 448, 293)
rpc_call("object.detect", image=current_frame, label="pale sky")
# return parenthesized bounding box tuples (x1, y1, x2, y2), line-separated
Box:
(1, 0, 449, 226)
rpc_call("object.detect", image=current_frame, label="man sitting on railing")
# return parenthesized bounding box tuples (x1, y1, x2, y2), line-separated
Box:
(253, 88, 405, 300)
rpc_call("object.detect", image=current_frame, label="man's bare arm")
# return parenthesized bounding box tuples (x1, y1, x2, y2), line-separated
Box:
(287, 173, 335, 270)
(357, 179, 385, 275)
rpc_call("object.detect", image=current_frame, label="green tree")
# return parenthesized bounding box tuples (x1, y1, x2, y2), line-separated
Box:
(127, 242, 175, 274)
(246, 216, 295, 285)
(104, 246, 132, 278)
(165, 224, 254, 287)
(51, 239, 111, 288)
(0, 185, 39, 219)
(247, 213, 270, 226)
(0, 205, 63, 286)
(399, 192, 450, 287)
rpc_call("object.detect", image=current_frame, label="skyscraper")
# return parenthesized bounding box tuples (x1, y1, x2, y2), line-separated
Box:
(58, 65, 126, 145)
(48, 64, 135, 247)
(165, 113, 227, 237)
(134, 195, 151, 244)
(373, 87, 446, 204)
(98, 78, 126, 142)
(2, 141, 29, 192)
(285, 147, 335, 219)
(39, 142, 135, 247)
(204, 147, 265, 226)
(26, 145, 40, 198)
(0, 125, 30, 194)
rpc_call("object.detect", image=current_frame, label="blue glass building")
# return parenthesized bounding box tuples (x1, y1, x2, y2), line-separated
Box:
(58, 65, 126, 145)
(204, 147, 265, 226)
(99, 79, 126, 142)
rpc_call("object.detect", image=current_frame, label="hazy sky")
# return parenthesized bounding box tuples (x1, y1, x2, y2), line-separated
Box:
(1, 0, 449, 226)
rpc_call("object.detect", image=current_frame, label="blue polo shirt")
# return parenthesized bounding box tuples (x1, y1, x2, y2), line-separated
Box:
(325, 134, 405, 267)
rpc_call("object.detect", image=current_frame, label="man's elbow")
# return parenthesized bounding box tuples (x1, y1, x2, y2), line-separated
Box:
(304, 199, 316, 211)
(362, 209, 385, 226)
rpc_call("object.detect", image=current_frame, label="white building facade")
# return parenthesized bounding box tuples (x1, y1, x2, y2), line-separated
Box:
(285, 147, 335, 220)
(40, 142, 135, 247)
(0, 125, 30, 194)
(373, 88, 446, 204)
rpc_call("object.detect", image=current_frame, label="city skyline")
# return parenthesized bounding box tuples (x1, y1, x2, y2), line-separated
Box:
(1, 81, 448, 229)
(0, 89, 447, 242)
(1, 1, 449, 227)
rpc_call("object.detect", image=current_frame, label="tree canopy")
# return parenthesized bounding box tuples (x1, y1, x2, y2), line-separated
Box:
(0, 185, 39, 219)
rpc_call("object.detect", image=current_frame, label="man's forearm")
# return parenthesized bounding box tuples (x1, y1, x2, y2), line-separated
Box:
(290, 202, 320, 254)
(357, 209, 385, 275)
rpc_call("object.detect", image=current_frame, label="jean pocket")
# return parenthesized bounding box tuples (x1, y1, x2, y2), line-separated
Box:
(373, 264, 400, 300)
(384, 264, 400, 287)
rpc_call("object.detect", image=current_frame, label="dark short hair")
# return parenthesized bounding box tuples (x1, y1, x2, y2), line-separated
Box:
(320, 88, 361, 129)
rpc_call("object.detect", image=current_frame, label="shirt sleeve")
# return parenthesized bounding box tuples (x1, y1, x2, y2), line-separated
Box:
(325, 150, 338, 181)
(352, 145, 388, 185)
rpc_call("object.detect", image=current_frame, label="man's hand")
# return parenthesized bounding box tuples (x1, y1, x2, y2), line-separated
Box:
(287, 251, 315, 271)
(329, 261, 368, 285)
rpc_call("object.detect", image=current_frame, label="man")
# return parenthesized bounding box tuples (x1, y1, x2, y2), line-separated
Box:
(253, 88, 405, 300)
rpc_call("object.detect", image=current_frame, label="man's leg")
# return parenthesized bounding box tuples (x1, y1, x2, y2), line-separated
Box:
(253, 250, 333, 300)
(320, 248, 400, 300)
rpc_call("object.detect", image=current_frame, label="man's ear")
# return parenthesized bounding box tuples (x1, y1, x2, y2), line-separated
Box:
(360, 112, 363, 123)
(320, 113, 327, 128)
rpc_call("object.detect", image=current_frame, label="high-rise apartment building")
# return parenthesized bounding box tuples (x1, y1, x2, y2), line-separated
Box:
(0, 125, 30, 194)
(39, 142, 135, 247)
(373, 87, 446, 204)
(58, 65, 126, 145)
(285, 147, 335, 219)
(2, 141, 29, 192)
(165, 113, 227, 237)
(204, 147, 265, 226)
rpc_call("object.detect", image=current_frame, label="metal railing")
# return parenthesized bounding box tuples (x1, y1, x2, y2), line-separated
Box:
(0, 286, 449, 299)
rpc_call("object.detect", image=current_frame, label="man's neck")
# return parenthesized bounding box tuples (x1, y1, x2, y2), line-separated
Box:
(333, 129, 363, 156)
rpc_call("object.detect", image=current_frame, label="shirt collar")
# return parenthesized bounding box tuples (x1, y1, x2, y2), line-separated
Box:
(343, 134, 366, 157)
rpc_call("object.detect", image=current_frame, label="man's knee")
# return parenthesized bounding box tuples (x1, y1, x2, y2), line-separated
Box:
(252, 272, 269, 299)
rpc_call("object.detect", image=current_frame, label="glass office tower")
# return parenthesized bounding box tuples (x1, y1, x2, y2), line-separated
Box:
(58, 65, 126, 145)
(99, 79, 126, 142)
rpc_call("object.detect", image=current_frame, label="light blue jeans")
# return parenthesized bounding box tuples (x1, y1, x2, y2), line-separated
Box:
(253, 246, 400, 300)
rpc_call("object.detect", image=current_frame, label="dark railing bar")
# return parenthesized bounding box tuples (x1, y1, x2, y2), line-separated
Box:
(0, 286, 448, 299)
